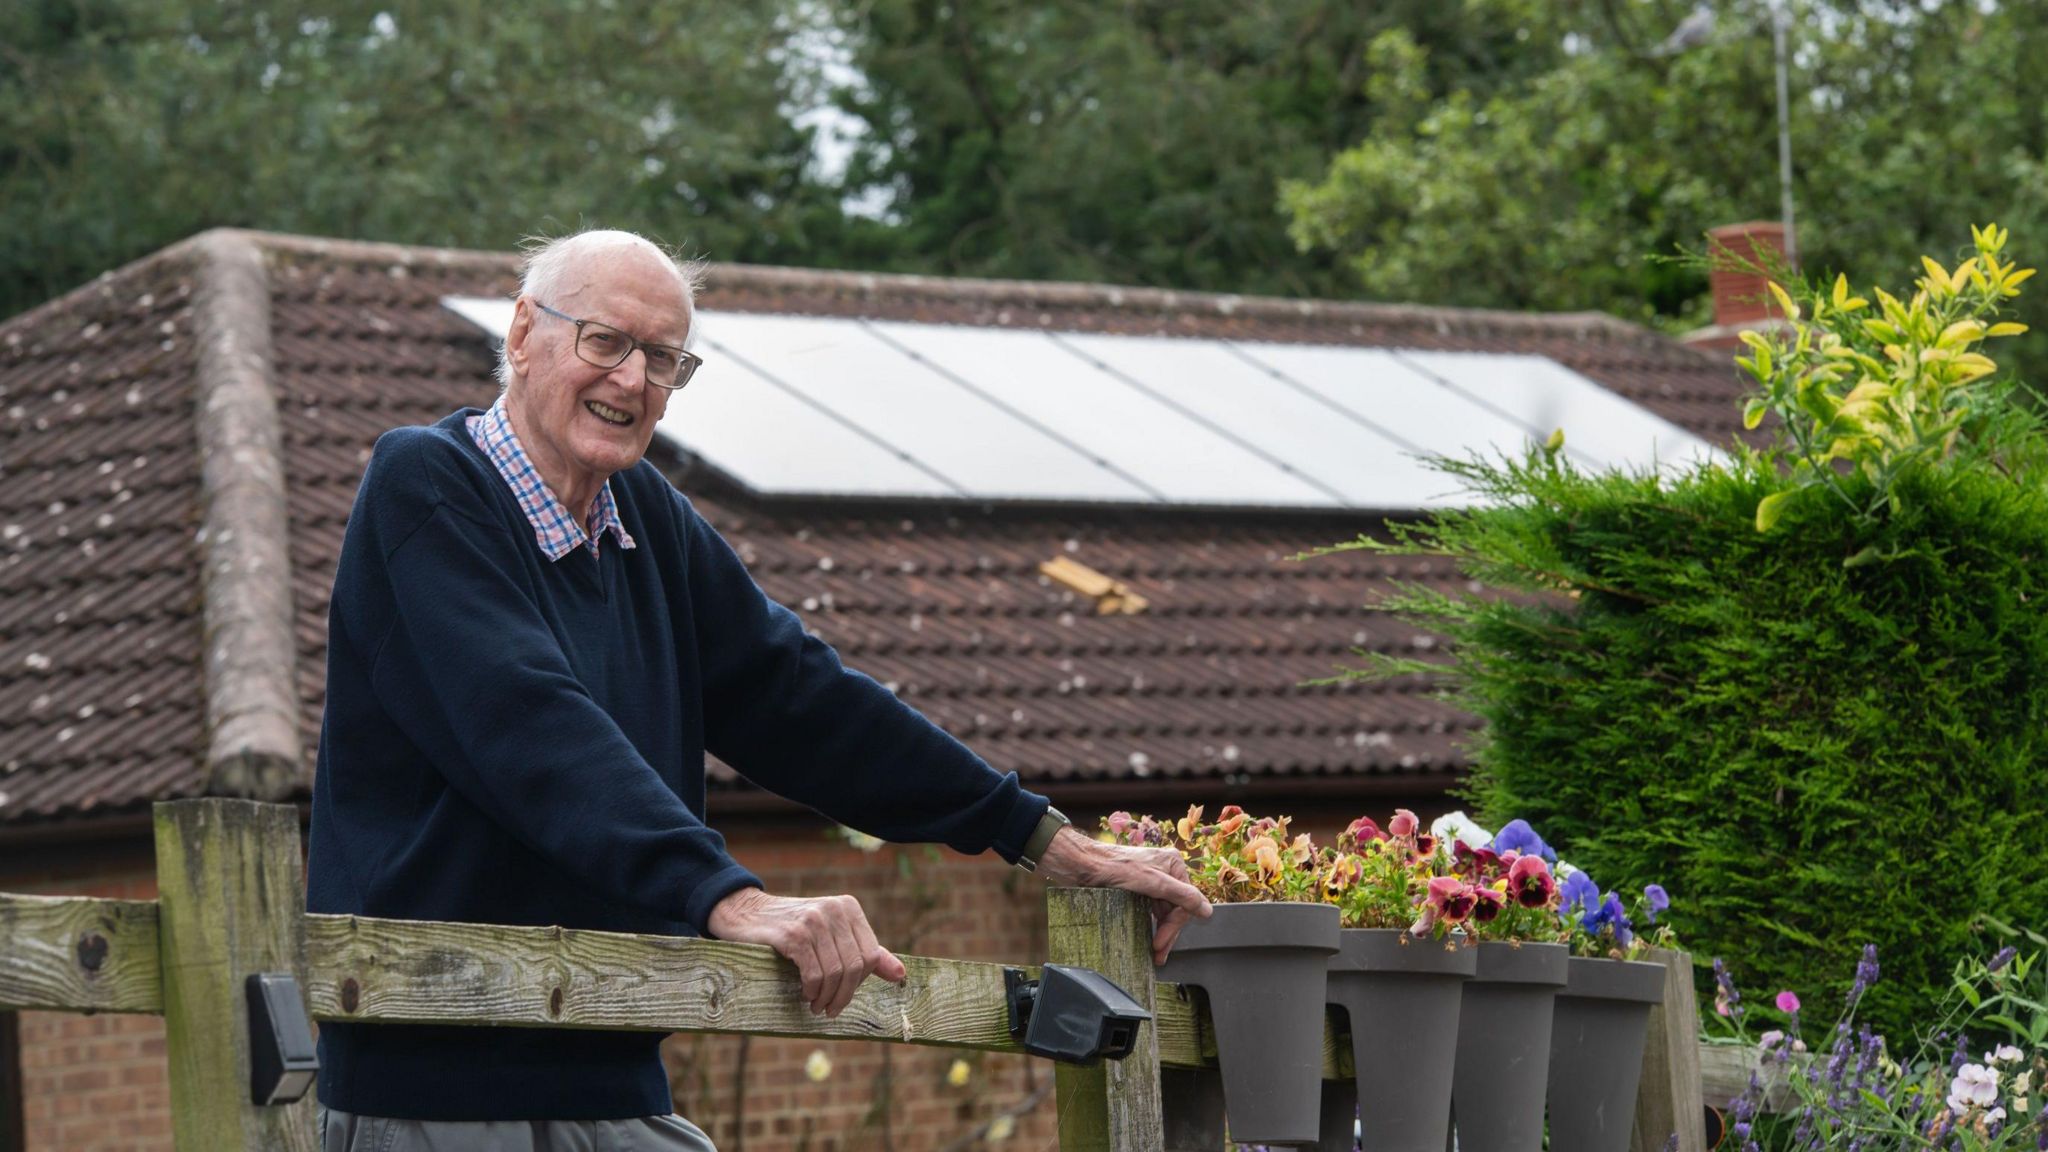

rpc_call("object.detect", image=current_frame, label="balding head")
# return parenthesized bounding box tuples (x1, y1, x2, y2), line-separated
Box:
(496, 230, 702, 389)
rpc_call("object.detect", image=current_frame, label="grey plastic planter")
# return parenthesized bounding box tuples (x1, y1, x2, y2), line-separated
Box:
(1544, 956, 1668, 1152)
(1157, 901, 1341, 1147)
(1322, 929, 1476, 1152)
(1449, 941, 1570, 1152)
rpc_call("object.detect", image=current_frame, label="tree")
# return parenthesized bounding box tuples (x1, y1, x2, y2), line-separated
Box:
(823, 0, 1566, 297)
(0, 0, 832, 318)
(1284, 0, 2048, 370)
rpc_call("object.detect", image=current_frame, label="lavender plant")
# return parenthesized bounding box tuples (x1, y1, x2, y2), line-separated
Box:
(1713, 943, 2048, 1150)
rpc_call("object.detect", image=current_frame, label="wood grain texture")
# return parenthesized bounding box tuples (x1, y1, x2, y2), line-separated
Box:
(1697, 1042, 1794, 1114)
(303, 913, 1035, 1051)
(298, 911, 1359, 1078)
(1631, 948, 1706, 1152)
(154, 800, 317, 1152)
(1047, 887, 1165, 1152)
(0, 894, 161, 1015)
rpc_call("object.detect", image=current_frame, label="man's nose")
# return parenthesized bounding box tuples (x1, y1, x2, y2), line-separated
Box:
(609, 348, 650, 393)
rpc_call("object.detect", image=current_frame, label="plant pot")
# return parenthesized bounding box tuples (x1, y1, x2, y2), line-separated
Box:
(1449, 940, 1570, 1152)
(1544, 956, 1669, 1152)
(1157, 901, 1341, 1146)
(1323, 928, 1477, 1152)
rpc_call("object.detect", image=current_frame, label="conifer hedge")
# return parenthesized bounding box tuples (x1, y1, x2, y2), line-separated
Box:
(1331, 230, 2048, 1037)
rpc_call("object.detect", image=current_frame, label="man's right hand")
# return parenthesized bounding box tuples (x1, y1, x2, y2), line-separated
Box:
(706, 888, 907, 1018)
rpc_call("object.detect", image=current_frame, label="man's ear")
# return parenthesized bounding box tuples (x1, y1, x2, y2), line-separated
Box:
(504, 297, 536, 381)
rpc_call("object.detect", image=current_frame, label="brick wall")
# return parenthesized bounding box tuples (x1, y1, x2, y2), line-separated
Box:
(1, 838, 170, 1152)
(668, 823, 1061, 1151)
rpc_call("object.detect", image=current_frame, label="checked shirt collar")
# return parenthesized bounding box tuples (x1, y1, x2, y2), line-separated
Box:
(467, 400, 637, 561)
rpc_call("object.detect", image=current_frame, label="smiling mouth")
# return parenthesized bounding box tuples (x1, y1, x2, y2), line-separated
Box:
(585, 400, 635, 427)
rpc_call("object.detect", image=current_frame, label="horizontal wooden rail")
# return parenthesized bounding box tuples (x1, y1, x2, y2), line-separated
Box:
(301, 913, 1354, 1076)
(0, 893, 162, 1015)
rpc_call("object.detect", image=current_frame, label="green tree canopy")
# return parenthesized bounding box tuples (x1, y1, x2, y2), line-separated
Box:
(1284, 0, 2048, 360)
(0, 0, 833, 316)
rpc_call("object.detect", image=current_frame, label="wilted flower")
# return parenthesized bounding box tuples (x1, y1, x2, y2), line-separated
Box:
(1176, 805, 1204, 843)
(1248, 835, 1283, 880)
(1287, 832, 1315, 867)
(1214, 805, 1249, 836)
(805, 1049, 833, 1082)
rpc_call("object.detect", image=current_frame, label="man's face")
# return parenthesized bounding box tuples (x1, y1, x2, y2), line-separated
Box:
(502, 247, 690, 503)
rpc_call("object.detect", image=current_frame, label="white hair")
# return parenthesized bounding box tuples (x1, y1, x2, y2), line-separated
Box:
(495, 229, 705, 389)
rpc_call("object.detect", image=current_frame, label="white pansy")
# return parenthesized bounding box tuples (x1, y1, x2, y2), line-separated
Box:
(1429, 810, 1493, 852)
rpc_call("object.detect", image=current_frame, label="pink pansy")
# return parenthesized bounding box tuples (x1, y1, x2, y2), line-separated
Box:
(1776, 991, 1801, 1014)
(1107, 811, 1133, 836)
(1341, 816, 1385, 849)
(1389, 809, 1420, 839)
(1506, 854, 1557, 908)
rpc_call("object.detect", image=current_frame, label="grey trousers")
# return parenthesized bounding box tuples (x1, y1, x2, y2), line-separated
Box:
(318, 1105, 718, 1152)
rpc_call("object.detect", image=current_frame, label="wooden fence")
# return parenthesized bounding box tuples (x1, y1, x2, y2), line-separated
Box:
(0, 799, 1706, 1151)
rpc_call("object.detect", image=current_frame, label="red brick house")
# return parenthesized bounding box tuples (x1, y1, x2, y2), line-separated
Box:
(0, 230, 1749, 1151)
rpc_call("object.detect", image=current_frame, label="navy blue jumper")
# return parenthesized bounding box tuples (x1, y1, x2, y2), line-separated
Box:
(307, 410, 1048, 1120)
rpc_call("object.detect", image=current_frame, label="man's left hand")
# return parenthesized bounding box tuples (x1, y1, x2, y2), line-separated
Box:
(1035, 827, 1211, 965)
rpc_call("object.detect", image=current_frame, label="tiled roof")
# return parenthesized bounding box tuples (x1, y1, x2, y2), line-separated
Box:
(0, 230, 1750, 825)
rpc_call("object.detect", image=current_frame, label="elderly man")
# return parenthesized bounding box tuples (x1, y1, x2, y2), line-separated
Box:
(306, 229, 1207, 1151)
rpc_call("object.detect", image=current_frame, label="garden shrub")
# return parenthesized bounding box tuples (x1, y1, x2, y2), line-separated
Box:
(1322, 229, 2048, 1039)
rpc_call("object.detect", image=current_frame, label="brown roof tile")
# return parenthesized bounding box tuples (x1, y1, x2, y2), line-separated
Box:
(0, 230, 1751, 824)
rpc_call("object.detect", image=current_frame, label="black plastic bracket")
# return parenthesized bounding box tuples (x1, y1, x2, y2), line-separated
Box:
(246, 973, 319, 1106)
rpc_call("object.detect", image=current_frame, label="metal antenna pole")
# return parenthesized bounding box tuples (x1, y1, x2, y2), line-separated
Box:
(1773, 0, 1798, 269)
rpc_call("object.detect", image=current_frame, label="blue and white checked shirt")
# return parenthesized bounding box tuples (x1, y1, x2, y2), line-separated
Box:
(466, 401, 637, 561)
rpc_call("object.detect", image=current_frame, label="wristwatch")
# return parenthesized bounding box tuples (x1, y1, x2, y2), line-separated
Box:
(1016, 805, 1072, 873)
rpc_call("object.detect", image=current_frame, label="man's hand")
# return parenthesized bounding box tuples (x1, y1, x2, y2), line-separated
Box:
(706, 888, 907, 1017)
(1035, 826, 1212, 964)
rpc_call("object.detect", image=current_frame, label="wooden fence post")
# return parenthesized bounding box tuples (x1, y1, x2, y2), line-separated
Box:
(1630, 947, 1705, 1152)
(1046, 887, 1164, 1152)
(154, 799, 317, 1152)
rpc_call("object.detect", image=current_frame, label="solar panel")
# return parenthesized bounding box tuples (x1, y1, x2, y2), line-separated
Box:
(1056, 332, 1467, 509)
(1398, 350, 1717, 471)
(1230, 343, 1585, 469)
(440, 297, 1722, 509)
(870, 321, 1335, 507)
(696, 312, 1151, 503)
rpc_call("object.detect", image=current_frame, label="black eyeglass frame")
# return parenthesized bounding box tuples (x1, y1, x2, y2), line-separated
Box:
(531, 300, 703, 390)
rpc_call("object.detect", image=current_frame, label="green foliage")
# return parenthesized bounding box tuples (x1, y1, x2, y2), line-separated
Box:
(830, 0, 1560, 297)
(1739, 226, 2043, 531)
(0, 0, 835, 317)
(1313, 236, 2048, 1039)
(1347, 450, 2048, 1041)
(1283, 0, 2048, 376)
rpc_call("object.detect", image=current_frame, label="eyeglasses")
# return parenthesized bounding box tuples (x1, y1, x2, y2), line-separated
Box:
(532, 301, 703, 390)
